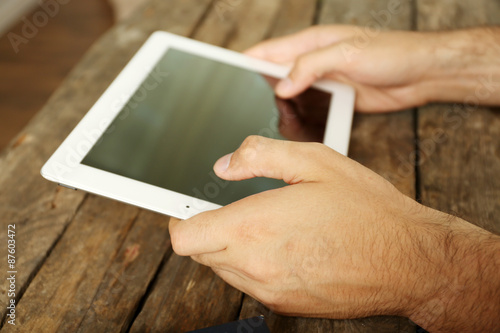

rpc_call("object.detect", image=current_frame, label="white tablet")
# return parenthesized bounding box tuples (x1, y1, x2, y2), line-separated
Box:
(41, 31, 355, 219)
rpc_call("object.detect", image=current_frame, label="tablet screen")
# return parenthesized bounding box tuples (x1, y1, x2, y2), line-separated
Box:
(82, 48, 331, 206)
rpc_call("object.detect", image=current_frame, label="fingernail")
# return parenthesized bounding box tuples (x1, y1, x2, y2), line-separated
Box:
(214, 153, 233, 173)
(276, 78, 293, 95)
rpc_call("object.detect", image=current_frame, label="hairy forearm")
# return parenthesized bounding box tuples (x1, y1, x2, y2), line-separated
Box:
(405, 210, 500, 332)
(420, 27, 500, 106)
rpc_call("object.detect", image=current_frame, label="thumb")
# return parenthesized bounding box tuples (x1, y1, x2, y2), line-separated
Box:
(214, 136, 332, 184)
(275, 44, 348, 98)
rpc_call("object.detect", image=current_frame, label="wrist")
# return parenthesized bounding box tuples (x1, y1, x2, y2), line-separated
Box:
(401, 206, 500, 331)
(418, 27, 500, 106)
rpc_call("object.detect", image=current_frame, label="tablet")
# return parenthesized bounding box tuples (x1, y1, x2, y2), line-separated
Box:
(41, 31, 355, 219)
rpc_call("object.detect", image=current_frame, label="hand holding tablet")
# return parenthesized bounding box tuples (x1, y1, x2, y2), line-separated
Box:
(41, 32, 355, 219)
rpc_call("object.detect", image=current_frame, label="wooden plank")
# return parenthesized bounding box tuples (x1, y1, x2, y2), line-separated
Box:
(486, 1, 500, 25)
(193, 0, 319, 54)
(129, 254, 242, 332)
(417, 0, 488, 31)
(268, 0, 317, 38)
(194, 0, 283, 51)
(319, 0, 413, 29)
(2, 197, 137, 331)
(416, 0, 500, 234)
(0, 0, 113, 151)
(2, 201, 169, 332)
(0, 0, 211, 330)
(238, 0, 417, 331)
(224, 0, 283, 52)
(0, 0, 38, 36)
(74, 210, 171, 333)
(193, 0, 273, 47)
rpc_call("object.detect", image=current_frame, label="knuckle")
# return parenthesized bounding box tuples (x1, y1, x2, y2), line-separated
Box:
(241, 135, 264, 149)
(233, 220, 266, 243)
(293, 52, 328, 82)
(293, 55, 311, 74)
(237, 135, 266, 162)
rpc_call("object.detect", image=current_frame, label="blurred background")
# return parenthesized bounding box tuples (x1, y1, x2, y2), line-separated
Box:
(0, 0, 148, 152)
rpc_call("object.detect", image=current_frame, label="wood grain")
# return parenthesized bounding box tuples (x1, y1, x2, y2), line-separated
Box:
(268, 0, 317, 38)
(0, 0, 113, 151)
(129, 254, 242, 332)
(0, 0, 112, 320)
(2, 197, 140, 332)
(224, 0, 283, 52)
(416, 0, 500, 235)
(0, 0, 211, 330)
(75, 210, 171, 333)
(193, 0, 283, 48)
(237, 0, 417, 331)
(193, 0, 314, 49)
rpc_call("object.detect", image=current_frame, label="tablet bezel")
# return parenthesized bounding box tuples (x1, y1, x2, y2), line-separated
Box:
(41, 31, 355, 219)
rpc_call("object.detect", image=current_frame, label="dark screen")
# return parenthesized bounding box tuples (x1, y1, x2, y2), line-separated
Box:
(82, 48, 331, 205)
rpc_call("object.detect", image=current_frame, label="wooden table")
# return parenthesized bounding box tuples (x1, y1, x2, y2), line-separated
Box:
(1, 0, 499, 332)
